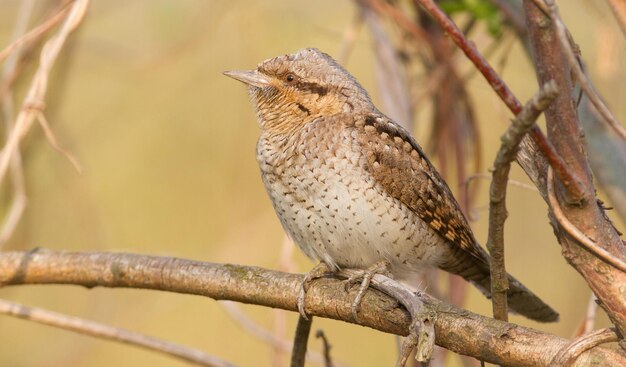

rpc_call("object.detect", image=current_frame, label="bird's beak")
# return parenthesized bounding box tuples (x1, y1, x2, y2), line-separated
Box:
(223, 69, 270, 88)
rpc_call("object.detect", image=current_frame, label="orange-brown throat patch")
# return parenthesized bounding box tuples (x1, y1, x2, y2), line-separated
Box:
(252, 81, 344, 137)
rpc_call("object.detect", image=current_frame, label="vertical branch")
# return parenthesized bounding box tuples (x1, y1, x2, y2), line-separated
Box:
(290, 316, 313, 367)
(487, 81, 558, 322)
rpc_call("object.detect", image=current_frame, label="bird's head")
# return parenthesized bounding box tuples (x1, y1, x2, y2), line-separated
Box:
(224, 48, 373, 135)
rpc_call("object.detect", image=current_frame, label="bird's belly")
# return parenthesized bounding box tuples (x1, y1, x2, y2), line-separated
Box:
(262, 162, 447, 279)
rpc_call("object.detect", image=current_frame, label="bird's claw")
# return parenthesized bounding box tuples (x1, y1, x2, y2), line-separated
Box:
(297, 262, 332, 319)
(344, 261, 391, 322)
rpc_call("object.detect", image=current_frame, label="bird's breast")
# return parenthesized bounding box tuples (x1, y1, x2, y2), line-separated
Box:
(256, 124, 446, 279)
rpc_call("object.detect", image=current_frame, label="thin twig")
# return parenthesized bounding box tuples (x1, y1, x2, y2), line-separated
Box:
(0, 0, 88, 186)
(219, 302, 334, 367)
(0, 298, 236, 367)
(545, 0, 626, 142)
(487, 80, 559, 321)
(547, 167, 626, 273)
(606, 0, 626, 37)
(315, 330, 335, 367)
(290, 315, 313, 367)
(413, 0, 586, 202)
(551, 328, 619, 367)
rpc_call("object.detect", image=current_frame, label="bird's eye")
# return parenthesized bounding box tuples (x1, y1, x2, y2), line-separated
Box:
(285, 74, 296, 83)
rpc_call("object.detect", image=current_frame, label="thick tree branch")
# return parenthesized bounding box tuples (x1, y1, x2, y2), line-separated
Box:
(524, 0, 626, 339)
(0, 250, 624, 366)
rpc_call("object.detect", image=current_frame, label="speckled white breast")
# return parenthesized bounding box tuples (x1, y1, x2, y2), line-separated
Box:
(256, 123, 447, 280)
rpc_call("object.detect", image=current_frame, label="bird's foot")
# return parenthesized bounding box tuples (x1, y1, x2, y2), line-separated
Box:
(343, 260, 392, 322)
(297, 262, 332, 320)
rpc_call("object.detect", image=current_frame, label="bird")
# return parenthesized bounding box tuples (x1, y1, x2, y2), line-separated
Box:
(224, 48, 558, 323)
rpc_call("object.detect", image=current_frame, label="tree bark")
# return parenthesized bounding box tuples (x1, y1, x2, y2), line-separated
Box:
(0, 249, 623, 366)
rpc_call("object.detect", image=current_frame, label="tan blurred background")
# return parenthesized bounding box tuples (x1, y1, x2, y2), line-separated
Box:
(0, 1, 624, 366)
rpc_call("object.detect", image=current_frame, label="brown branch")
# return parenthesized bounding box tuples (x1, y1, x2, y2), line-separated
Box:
(0, 250, 624, 366)
(487, 80, 559, 322)
(524, 0, 626, 339)
(290, 316, 313, 367)
(547, 168, 626, 273)
(413, 0, 586, 202)
(545, 0, 626, 142)
(0, 298, 235, 367)
(551, 328, 619, 367)
(315, 330, 335, 367)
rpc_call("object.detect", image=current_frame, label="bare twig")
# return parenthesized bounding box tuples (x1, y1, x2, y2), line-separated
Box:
(0, 298, 236, 367)
(551, 328, 619, 367)
(315, 330, 335, 367)
(0, 250, 624, 366)
(220, 302, 337, 367)
(547, 168, 626, 273)
(606, 0, 626, 37)
(487, 80, 559, 321)
(290, 316, 313, 367)
(545, 0, 626, 142)
(0, 0, 88, 186)
(413, 0, 586, 202)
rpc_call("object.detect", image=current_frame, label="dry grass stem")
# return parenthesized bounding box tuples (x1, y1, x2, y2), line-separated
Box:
(0, 2, 72, 64)
(0, 298, 236, 367)
(0, 0, 34, 248)
(0, 0, 88, 186)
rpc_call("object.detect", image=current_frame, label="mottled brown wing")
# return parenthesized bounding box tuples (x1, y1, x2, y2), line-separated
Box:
(353, 113, 488, 263)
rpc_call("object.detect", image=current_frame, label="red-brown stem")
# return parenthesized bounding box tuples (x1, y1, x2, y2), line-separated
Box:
(413, 0, 585, 202)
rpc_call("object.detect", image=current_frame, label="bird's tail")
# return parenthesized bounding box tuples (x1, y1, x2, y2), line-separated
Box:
(440, 248, 559, 322)
(470, 271, 559, 322)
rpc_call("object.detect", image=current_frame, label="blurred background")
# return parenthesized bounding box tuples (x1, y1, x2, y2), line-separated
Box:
(0, 0, 624, 366)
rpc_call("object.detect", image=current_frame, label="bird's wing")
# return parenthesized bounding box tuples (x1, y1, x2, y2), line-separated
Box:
(351, 113, 488, 263)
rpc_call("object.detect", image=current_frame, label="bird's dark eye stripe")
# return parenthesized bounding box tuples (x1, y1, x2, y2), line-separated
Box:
(296, 81, 328, 96)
